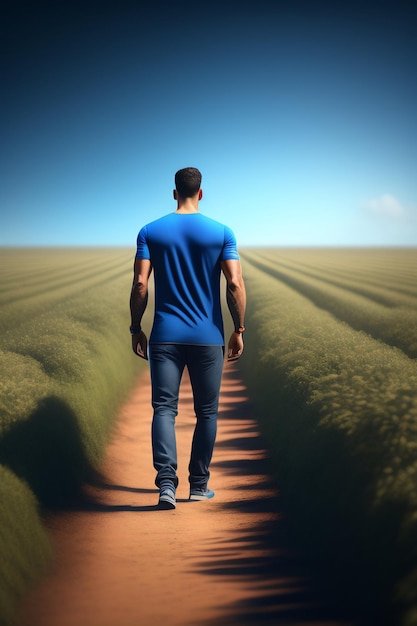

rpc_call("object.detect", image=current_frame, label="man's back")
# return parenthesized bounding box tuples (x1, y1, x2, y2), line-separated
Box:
(136, 212, 239, 345)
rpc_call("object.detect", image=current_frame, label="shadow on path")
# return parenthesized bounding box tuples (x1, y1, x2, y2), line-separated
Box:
(190, 364, 373, 626)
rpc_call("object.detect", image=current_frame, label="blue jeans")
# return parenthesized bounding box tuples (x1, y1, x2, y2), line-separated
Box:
(149, 344, 224, 489)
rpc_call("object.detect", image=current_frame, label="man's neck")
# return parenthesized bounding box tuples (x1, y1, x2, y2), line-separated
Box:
(175, 198, 199, 214)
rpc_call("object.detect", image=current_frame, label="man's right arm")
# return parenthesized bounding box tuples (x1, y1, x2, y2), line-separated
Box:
(221, 259, 246, 361)
(130, 258, 152, 359)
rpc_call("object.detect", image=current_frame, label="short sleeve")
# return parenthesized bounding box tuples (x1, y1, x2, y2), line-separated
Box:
(221, 226, 240, 261)
(135, 226, 151, 260)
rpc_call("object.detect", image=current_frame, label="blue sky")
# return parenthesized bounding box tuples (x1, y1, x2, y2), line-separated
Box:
(1, 0, 416, 247)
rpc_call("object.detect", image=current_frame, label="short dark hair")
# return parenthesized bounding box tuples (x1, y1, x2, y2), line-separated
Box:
(175, 167, 202, 198)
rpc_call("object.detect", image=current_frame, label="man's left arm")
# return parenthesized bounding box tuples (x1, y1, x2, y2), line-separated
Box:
(129, 258, 152, 359)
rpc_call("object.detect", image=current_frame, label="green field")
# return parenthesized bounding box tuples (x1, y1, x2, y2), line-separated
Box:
(239, 247, 417, 625)
(1, 246, 417, 625)
(0, 247, 148, 625)
(0, 248, 151, 458)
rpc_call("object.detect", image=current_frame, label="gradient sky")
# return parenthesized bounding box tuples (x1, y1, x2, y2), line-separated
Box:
(1, 0, 416, 247)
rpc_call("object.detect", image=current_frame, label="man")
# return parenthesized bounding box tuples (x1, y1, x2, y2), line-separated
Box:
(130, 167, 246, 510)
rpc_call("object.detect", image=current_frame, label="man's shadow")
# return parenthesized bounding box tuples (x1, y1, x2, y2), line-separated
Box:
(84, 482, 197, 511)
(82, 482, 159, 512)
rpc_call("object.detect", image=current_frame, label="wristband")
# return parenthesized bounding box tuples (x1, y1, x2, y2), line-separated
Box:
(129, 325, 141, 335)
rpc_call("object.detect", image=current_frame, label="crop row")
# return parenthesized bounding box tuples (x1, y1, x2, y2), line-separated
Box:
(240, 249, 417, 359)
(0, 248, 125, 297)
(252, 248, 417, 306)
(239, 254, 417, 625)
(0, 248, 135, 332)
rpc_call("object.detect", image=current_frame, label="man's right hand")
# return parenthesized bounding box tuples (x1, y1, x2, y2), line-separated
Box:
(227, 332, 244, 361)
(132, 330, 148, 360)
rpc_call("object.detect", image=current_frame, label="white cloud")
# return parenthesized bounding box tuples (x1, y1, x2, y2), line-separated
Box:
(364, 194, 407, 219)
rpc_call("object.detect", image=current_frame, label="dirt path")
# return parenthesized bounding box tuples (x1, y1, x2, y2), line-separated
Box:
(18, 362, 354, 626)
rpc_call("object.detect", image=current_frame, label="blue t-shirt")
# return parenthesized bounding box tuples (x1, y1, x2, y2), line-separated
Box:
(136, 212, 240, 345)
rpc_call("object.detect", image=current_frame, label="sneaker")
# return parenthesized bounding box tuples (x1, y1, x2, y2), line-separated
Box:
(158, 482, 176, 510)
(189, 488, 215, 501)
